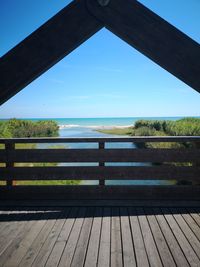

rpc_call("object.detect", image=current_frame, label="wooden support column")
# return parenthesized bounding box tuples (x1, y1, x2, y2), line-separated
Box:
(99, 142, 105, 186)
(5, 142, 14, 187)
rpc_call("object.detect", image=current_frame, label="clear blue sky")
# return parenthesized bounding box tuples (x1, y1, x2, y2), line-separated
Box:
(0, 0, 200, 118)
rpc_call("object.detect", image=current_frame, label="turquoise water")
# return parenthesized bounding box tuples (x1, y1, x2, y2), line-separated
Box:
(23, 116, 183, 128)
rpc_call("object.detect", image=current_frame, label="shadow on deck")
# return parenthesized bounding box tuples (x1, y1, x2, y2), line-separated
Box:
(0, 203, 200, 267)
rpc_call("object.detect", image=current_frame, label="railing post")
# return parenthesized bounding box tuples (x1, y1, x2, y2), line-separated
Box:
(5, 141, 14, 187)
(99, 142, 105, 186)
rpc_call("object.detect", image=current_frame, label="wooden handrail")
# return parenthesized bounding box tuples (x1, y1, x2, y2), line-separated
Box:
(0, 136, 200, 143)
(0, 137, 200, 200)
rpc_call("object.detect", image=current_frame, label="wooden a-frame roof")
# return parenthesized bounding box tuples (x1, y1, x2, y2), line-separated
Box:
(0, 0, 200, 105)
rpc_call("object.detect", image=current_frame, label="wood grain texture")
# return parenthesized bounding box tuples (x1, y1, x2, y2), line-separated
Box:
(31, 210, 67, 267)
(70, 207, 94, 267)
(153, 207, 190, 267)
(0, 211, 43, 266)
(144, 208, 176, 267)
(84, 208, 102, 267)
(120, 207, 136, 267)
(136, 207, 163, 267)
(97, 208, 111, 267)
(162, 207, 200, 266)
(128, 207, 149, 267)
(111, 207, 123, 267)
(1, 206, 200, 267)
(58, 208, 86, 267)
(170, 207, 200, 258)
(87, 0, 200, 92)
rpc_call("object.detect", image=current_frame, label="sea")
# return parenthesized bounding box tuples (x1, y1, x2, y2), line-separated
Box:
(2, 116, 198, 185)
(27, 116, 184, 138)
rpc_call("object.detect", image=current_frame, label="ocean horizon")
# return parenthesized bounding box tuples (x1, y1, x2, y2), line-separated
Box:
(2, 116, 200, 140)
(1, 116, 199, 129)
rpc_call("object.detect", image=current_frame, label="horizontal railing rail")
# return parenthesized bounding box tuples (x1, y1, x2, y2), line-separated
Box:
(0, 136, 200, 143)
(0, 148, 200, 162)
(0, 137, 200, 200)
(1, 166, 200, 180)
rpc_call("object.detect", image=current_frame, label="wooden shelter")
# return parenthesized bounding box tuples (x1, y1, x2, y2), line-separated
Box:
(0, 0, 200, 200)
(0, 2, 200, 266)
(0, 0, 200, 104)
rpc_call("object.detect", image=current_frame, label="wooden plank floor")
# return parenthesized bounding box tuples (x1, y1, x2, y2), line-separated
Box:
(0, 206, 200, 267)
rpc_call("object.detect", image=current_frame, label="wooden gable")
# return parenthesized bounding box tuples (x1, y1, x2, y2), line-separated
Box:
(0, 0, 200, 105)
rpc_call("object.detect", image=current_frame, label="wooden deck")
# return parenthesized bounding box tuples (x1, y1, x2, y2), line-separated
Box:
(0, 204, 200, 267)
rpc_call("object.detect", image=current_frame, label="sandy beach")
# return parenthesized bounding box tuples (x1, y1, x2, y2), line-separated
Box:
(59, 124, 133, 130)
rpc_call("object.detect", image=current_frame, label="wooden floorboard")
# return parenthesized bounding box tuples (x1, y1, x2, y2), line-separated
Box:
(0, 210, 26, 253)
(136, 207, 163, 267)
(0, 204, 199, 267)
(120, 207, 136, 267)
(128, 207, 149, 267)
(170, 208, 200, 260)
(31, 209, 67, 267)
(162, 207, 200, 267)
(180, 209, 200, 241)
(111, 207, 123, 267)
(71, 207, 94, 267)
(84, 208, 102, 267)
(44, 207, 73, 267)
(19, 215, 57, 267)
(97, 207, 111, 267)
(0, 210, 43, 267)
(153, 207, 190, 267)
(145, 207, 176, 267)
(58, 207, 86, 267)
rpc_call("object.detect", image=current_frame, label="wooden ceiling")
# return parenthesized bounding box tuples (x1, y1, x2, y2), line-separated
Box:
(0, 0, 200, 105)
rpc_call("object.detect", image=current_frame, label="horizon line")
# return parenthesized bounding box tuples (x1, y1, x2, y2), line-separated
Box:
(0, 115, 200, 120)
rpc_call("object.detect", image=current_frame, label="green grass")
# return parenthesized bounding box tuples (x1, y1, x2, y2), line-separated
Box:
(97, 127, 133, 135)
(15, 180, 81, 186)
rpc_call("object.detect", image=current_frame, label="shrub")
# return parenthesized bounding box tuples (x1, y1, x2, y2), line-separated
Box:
(0, 119, 59, 138)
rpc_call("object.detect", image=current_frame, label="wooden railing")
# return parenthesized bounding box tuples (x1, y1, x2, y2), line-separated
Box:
(0, 137, 200, 200)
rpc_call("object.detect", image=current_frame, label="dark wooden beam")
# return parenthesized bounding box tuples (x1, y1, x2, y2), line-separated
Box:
(87, 0, 200, 93)
(1, 166, 200, 181)
(0, 185, 200, 200)
(0, 0, 103, 105)
(1, 136, 200, 144)
(1, 148, 200, 163)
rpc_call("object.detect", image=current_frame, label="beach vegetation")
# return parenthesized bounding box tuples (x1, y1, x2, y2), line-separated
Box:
(98, 118, 200, 140)
(0, 118, 59, 138)
(0, 119, 80, 186)
(97, 127, 134, 135)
